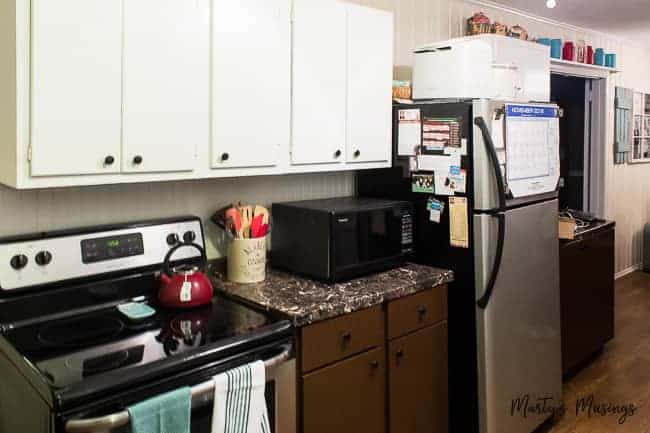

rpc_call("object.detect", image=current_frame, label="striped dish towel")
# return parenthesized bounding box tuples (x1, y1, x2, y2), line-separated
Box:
(211, 361, 271, 433)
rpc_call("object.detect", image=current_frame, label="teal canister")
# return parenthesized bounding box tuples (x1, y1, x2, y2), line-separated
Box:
(605, 53, 617, 68)
(594, 48, 605, 66)
(550, 39, 562, 59)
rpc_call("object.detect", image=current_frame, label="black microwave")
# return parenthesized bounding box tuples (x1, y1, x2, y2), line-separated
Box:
(271, 197, 414, 282)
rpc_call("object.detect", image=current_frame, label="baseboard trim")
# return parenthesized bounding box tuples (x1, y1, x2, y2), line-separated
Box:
(616, 264, 642, 280)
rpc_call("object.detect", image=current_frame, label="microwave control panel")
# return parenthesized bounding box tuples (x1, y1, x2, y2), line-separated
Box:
(400, 212, 414, 252)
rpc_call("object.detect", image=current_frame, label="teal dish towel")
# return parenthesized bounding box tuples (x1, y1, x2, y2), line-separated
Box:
(211, 361, 270, 433)
(128, 387, 192, 433)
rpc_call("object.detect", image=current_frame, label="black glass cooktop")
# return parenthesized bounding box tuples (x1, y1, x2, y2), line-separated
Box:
(0, 274, 290, 392)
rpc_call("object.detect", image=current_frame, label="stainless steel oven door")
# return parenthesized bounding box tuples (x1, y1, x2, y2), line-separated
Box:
(63, 345, 296, 433)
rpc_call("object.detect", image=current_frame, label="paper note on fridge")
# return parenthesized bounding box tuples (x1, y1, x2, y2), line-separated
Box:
(397, 109, 422, 156)
(449, 197, 469, 249)
(504, 104, 560, 199)
(417, 154, 461, 172)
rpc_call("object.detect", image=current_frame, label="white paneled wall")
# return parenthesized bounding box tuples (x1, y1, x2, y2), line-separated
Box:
(0, 173, 354, 258)
(2, 0, 650, 272)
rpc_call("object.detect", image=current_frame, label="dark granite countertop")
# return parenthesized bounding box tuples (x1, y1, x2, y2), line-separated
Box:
(210, 263, 453, 327)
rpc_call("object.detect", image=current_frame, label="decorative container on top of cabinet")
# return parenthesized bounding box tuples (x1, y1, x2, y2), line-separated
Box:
(0, 0, 393, 189)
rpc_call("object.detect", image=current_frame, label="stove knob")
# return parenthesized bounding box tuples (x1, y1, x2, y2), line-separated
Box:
(35, 251, 52, 266)
(10, 254, 28, 270)
(166, 233, 180, 246)
(183, 231, 196, 243)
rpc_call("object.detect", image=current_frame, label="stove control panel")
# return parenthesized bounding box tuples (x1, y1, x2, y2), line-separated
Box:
(0, 217, 205, 292)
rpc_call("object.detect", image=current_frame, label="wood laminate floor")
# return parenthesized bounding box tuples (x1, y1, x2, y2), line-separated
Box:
(540, 271, 650, 433)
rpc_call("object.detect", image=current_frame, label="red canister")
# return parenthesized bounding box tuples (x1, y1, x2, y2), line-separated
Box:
(563, 41, 575, 61)
(586, 46, 594, 64)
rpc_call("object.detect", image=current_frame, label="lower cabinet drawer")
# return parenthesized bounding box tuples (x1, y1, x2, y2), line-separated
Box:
(388, 321, 448, 433)
(387, 286, 447, 340)
(303, 347, 387, 433)
(301, 305, 385, 372)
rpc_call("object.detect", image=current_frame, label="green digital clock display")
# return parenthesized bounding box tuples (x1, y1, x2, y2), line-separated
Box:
(106, 239, 120, 248)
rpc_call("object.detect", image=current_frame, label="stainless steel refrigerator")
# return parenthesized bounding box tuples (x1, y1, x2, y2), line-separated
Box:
(358, 99, 562, 433)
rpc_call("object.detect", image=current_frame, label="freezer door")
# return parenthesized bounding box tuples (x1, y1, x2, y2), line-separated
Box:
(473, 100, 559, 212)
(474, 199, 562, 433)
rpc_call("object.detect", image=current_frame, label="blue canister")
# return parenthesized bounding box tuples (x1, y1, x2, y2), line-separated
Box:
(605, 53, 617, 68)
(594, 48, 605, 66)
(550, 39, 562, 59)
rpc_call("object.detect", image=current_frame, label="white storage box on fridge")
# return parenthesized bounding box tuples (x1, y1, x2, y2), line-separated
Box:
(412, 34, 550, 102)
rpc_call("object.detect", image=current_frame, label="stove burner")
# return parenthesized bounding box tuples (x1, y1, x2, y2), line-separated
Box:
(38, 316, 125, 348)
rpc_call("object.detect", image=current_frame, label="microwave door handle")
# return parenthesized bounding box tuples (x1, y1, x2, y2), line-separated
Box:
(474, 117, 507, 309)
(65, 344, 292, 433)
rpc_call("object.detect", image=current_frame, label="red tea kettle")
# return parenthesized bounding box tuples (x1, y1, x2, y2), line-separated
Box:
(159, 242, 214, 309)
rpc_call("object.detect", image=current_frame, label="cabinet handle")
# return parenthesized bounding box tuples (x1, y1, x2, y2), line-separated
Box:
(133, 155, 143, 165)
(417, 306, 427, 318)
(396, 349, 404, 359)
(369, 360, 379, 369)
(221, 153, 230, 161)
(341, 331, 352, 341)
(334, 150, 342, 158)
(354, 150, 361, 158)
(104, 156, 115, 166)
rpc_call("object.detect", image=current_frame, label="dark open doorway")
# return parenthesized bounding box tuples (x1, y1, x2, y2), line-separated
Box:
(551, 74, 588, 211)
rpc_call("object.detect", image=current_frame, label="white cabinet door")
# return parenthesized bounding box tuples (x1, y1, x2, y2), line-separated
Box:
(30, 0, 122, 177)
(211, 0, 290, 169)
(292, 0, 347, 165)
(346, 4, 393, 164)
(122, 0, 209, 173)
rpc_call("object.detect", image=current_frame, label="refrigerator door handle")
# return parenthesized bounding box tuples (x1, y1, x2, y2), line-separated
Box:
(474, 116, 507, 211)
(474, 116, 507, 309)
(477, 212, 506, 309)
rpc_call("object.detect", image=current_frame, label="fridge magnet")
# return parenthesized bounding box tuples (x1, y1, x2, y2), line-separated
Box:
(449, 166, 467, 194)
(434, 172, 454, 196)
(421, 118, 461, 154)
(449, 197, 469, 248)
(412, 173, 434, 194)
(427, 197, 445, 223)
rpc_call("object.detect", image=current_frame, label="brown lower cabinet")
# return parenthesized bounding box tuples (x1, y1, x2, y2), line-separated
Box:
(299, 285, 449, 433)
(303, 347, 386, 433)
(388, 321, 448, 433)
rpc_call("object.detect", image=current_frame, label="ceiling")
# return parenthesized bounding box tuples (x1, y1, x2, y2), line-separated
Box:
(489, 0, 650, 45)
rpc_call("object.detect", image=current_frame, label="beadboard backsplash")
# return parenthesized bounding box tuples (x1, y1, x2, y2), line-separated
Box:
(0, 172, 354, 258)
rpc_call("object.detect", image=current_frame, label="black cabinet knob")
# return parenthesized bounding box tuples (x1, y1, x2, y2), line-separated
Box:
(221, 153, 230, 161)
(341, 331, 352, 342)
(417, 306, 427, 316)
(166, 233, 180, 246)
(183, 231, 196, 243)
(334, 150, 342, 158)
(104, 156, 115, 165)
(396, 349, 404, 359)
(354, 150, 361, 158)
(369, 360, 379, 368)
(133, 155, 143, 165)
(10, 254, 28, 270)
(35, 251, 52, 267)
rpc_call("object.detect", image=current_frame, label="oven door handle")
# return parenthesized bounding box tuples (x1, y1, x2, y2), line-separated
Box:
(65, 344, 293, 433)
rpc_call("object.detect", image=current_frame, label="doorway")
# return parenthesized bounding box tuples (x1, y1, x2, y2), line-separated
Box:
(551, 74, 604, 216)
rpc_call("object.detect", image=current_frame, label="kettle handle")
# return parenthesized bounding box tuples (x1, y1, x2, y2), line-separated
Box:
(162, 242, 208, 277)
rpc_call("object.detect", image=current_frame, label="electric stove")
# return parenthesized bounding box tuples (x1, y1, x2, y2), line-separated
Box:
(0, 217, 294, 433)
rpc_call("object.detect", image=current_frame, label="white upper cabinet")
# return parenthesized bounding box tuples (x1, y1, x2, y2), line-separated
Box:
(291, 0, 347, 166)
(30, 0, 123, 177)
(211, 0, 291, 169)
(346, 4, 394, 164)
(2, 0, 394, 188)
(122, 0, 209, 173)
